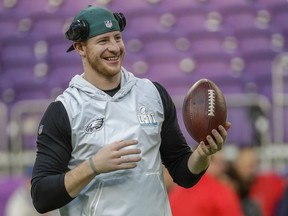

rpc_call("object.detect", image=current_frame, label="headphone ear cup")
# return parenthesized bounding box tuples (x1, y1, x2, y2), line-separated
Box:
(65, 20, 89, 41)
(114, 12, 126, 32)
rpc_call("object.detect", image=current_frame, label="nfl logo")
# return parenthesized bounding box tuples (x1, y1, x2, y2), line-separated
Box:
(38, 124, 44, 135)
(104, 20, 113, 28)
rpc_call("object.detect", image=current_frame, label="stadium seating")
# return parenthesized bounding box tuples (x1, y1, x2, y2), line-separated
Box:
(0, 1, 288, 215)
(187, 30, 226, 55)
(217, 4, 258, 34)
(0, 15, 21, 39)
(28, 13, 68, 39)
(233, 28, 278, 54)
(0, 0, 287, 184)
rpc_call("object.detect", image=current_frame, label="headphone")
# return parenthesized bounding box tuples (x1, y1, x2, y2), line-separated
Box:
(65, 12, 126, 42)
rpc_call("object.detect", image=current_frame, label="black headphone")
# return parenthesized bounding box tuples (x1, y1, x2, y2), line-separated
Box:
(65, 12, 126, 42)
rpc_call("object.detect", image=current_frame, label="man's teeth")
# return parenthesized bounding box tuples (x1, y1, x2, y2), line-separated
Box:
(106, 57, 119, 61)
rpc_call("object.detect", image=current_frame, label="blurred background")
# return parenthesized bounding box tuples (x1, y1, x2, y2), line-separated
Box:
(0, 0, 288, 215)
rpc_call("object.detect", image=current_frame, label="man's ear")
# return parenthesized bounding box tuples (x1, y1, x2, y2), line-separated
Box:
(74, 41, 86, 56)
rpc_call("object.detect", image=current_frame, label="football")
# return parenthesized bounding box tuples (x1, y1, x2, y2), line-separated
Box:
(182, 79, 227, 144)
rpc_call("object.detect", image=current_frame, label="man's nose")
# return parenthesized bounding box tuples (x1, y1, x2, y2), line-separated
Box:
(107, 40, 120, 52)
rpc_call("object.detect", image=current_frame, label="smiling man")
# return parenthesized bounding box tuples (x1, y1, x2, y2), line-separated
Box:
(31, 5, 231, 216)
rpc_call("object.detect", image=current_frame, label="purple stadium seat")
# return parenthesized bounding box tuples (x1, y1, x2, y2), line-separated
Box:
(53, 0, 98, 16)
(173, 7, 208, 35)
(234, 28, 275, 54)
(191, 52, 236, 80)
(122, 53, 147, 74)
(11, 81, 51, 102)
(225, 105, 255, 145)
(216, 77, 246, 95)
(47, 58, 82, 88)
(108, 0, 159, 14)
(1, 0, 53, 17)
(139, 32, 189, 57)
(0, 61, 50, 104)
(255, 0, 287, 9)
(0, 61, 38, 89)
(0, 36, 36, 63)
(144, 54, 198, 88)
(169, 84, 194, 98)
(207, 0, 254, 8)
(241, 50, 277, 83)
(189, 52, 246, 95)
(123, 10, 166, 36)
(267, 2, 288, 32)
(187, 30, 226, 55)
(44, 34, 79, 62)
(219, 5, 258, 34)
(28, 13, 67, 39)
(0, 15, 21, 39)
(161, 0, 206, 11)
(240, 50, 279, 101)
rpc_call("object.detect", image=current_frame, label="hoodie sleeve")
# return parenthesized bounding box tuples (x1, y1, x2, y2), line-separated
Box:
(153, 82, 206, 188)
(31, 101, 74, 213)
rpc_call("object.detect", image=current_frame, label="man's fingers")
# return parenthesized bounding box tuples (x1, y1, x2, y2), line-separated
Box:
(212, 129, 224, 146)
(118, 155, 142, 164)
(224, 121, 231, 131)
(112, 140, 139, 151)
(112, 140, 141, 158)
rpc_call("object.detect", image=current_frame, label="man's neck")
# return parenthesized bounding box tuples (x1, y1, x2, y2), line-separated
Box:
(103, 83, 121, 97)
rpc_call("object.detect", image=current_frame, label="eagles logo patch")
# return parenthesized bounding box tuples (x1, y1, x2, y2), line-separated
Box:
(85, 118, 104, 133)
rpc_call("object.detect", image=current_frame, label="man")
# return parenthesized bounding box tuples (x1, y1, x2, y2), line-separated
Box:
(31, 5, 231, 216)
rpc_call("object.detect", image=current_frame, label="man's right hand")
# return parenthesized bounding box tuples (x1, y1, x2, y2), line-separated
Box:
(91, 140, 142, 174)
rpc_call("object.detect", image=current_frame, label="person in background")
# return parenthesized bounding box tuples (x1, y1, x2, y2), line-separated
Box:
(225, 146, 265, 216)
(276, 168, 288, 216)
(169, 151, 244, 216)
(30, 5, 231, 216)
(5, 167, 58, 216)
(249, 166, 285, 216)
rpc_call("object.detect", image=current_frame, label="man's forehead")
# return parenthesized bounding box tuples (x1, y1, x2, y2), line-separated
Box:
(93, 31, 122, 39)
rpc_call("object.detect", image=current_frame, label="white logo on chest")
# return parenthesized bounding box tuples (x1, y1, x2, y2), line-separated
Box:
(137, 106, 157, 126)
(85, 118, 104, 133)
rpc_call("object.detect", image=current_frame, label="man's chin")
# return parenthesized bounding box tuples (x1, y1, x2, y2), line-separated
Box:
(104, 66, 122, 76)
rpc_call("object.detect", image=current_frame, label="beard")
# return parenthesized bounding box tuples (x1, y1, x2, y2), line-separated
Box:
(86, 50, 124, 78)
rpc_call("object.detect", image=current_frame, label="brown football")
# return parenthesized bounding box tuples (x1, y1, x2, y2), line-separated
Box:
(182, 79, 227, 144)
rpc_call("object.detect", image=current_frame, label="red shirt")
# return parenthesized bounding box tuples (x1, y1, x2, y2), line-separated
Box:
(169, 174, 244, 216)
(250, 173, 285, 216)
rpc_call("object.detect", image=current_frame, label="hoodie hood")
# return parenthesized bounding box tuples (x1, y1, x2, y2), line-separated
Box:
(68, 67, 137, 101)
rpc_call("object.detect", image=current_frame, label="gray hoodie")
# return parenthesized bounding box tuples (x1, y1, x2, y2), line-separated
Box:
(56, 68, 172, 216)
